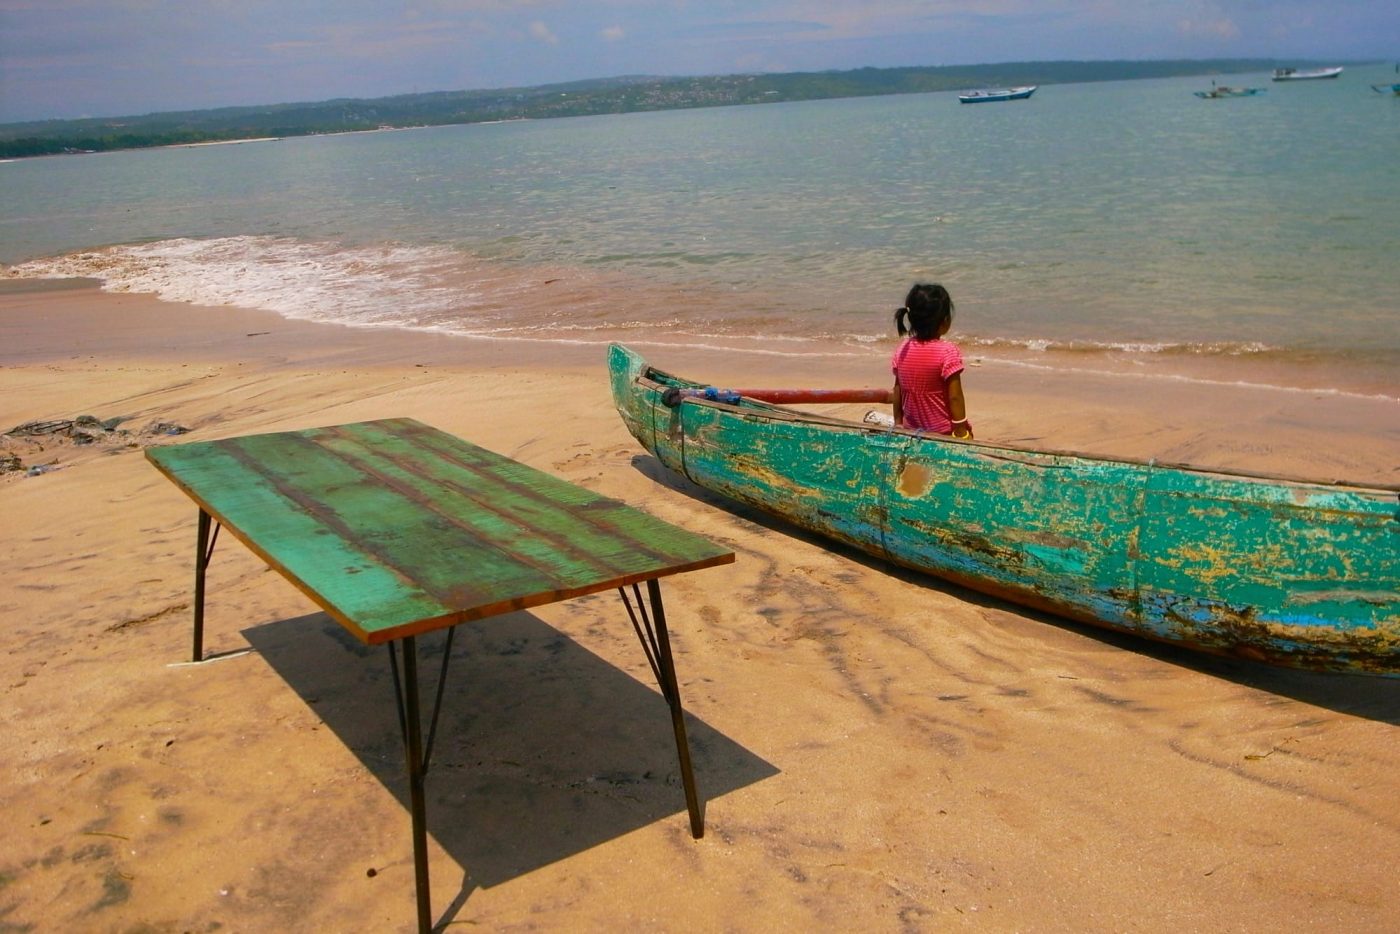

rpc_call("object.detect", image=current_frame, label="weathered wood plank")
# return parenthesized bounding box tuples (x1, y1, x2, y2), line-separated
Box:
(147, 418, 734, 643)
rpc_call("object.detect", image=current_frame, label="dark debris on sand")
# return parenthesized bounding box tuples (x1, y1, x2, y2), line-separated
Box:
(2, 416, 191, 475)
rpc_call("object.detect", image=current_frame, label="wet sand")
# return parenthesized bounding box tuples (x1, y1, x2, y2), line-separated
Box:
(1, 280, 1397, 931)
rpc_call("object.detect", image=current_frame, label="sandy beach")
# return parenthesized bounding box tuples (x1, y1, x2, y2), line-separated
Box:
(2, 279, 1397, 932)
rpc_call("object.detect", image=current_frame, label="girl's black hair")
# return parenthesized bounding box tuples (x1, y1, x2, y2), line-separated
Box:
(894, 283, 955, 341)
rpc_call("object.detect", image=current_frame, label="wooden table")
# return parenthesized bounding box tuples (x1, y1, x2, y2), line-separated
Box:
(147, 418, 734, 932)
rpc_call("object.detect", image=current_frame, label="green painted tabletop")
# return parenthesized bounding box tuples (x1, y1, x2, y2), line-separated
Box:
(147, 418, 734, 644)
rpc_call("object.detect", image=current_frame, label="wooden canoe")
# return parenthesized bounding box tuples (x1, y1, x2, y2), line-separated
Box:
(608, 343, 1400, 676)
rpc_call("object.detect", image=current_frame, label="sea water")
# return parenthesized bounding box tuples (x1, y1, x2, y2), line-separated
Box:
(3, 67, 1398, 397)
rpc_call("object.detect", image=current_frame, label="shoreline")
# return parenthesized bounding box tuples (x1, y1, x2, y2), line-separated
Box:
(5, 239, 1396, 402)
(168, 136, 283, 148)
(2, 277, 1398, 931)
(4, 278, 1396, 486)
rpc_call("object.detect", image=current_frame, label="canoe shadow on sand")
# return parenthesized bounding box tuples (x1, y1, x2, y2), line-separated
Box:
(242, 603, 778, 920)
(629, 454, 1400, 726)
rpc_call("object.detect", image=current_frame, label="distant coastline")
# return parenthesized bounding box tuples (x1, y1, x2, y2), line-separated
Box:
(0, 58, 1358, 159)
(170, 136, 283, 149)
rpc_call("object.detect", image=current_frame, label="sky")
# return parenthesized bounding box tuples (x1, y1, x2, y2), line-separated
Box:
(1, 1, 1395, 123)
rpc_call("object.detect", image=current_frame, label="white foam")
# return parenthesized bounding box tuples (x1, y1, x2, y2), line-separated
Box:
(963, 335, 1277, 357)
(3, 236, 469, 327)
(981, 356, 1399, 403)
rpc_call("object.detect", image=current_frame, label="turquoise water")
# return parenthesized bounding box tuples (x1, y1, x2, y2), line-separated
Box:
(3, 67, 1398, 393)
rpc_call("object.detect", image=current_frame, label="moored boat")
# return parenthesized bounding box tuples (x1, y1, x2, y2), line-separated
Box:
(1371, 83, 1400, 96)
(609, 343, 1400, 676)
(1272, 66, 1344, 81)
(958, 86, 1036, 103)
(1194, 84, 1265, 99)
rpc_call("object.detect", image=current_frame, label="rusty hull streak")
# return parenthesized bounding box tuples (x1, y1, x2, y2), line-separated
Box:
(1001, 528, 1090, 552)
(1292, 589, 1400, 606)
(1157, 597, 1400, 674)
(897, 517, 1027, 568)
(1158, 541, 1250, 587)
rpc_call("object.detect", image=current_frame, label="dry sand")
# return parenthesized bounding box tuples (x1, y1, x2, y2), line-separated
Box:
(2, 279, 1397, 932)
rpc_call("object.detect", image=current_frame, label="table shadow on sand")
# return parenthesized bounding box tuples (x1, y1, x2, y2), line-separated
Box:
(243, 603, 778, 891)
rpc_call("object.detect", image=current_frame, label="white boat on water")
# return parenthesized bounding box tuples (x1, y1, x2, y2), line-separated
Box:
(1272, 66, 1343, 81)
(958, 86, 1037, 104)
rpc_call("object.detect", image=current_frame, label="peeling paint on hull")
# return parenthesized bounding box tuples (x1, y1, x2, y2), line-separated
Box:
(609, 344, 1400, 676)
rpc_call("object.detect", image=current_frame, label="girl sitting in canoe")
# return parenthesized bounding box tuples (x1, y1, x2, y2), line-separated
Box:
(892, 283, 972, 438)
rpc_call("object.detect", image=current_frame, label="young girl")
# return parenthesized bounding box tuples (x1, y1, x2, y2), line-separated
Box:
(891, 283, 973, 438)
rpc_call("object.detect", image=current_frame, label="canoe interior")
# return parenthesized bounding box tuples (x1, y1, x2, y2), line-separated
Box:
(608, 343, 1400, 676)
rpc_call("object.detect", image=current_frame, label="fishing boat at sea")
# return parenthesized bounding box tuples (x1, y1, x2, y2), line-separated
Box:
(1194, 84, 1266, 99)
(609, 344, 1400, 676)
(958, 86, 1037, 103)
(1371, 83, 1400, 96)
(1272, 66, 1344, 81)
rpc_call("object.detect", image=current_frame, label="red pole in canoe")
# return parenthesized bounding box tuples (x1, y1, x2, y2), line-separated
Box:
(662, 387, 892, 406)
(734, 388, 893, 404)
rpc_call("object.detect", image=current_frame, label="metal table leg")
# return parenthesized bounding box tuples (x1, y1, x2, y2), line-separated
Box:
(647, 579, 704, 838)
(401, 636, 432, 932)
(387, 630, 456, 933)
(383, 587, 700, 931)
(621, 580, 704, 838)
(192, 509, 220, 663)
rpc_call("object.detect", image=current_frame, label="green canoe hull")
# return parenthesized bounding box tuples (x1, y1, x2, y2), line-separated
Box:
(609, 344, 1400, 676)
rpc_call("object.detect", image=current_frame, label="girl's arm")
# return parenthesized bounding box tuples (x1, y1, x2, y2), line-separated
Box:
(947, 373, 972, 438)
(892, 378, 905, 427)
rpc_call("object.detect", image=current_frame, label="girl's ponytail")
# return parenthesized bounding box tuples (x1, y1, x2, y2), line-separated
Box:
(894, 306, 911, 336)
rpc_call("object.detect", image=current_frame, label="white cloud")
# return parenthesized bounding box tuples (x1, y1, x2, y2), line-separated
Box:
(601, 24, 624, 41)
(528, 20, 559, 44)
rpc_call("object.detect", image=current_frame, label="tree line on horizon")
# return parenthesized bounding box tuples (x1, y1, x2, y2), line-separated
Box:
(0, 59, 1329, 159)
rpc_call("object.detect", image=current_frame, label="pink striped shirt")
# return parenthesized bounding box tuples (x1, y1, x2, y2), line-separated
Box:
(892, 338, 965, 433)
